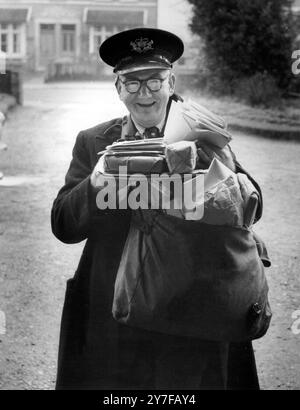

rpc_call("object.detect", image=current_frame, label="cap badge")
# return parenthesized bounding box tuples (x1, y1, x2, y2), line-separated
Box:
(130, 38, 154, 53)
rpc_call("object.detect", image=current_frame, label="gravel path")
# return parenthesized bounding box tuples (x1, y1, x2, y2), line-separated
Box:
(0, 82, 299, 390)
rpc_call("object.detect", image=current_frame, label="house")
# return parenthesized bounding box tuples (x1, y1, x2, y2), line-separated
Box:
(0, 0, 158, 77)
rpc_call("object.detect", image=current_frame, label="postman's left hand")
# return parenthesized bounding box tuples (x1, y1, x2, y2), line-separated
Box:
(196, 142, 236, 172)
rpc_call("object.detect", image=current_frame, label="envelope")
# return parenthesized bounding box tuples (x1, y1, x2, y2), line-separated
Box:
(105, 138, 166, 153)
(184, 99, 226, 129)
(163, 99, 232, 148)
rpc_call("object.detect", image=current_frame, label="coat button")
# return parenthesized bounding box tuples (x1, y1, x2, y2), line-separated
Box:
(252, 303, 262, 316)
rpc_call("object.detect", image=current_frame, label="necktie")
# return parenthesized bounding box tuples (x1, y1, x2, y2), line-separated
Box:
(144, 127, 160, 139)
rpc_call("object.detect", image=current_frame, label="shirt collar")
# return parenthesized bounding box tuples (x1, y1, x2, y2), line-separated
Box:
(131, 116, 165, 137)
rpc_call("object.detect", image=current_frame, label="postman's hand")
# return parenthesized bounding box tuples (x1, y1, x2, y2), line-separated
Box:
(185, 127, 236, 172)
(90, 156, 122, 193)
(90, 156, 107, 189)
(196, 143, 236, 172)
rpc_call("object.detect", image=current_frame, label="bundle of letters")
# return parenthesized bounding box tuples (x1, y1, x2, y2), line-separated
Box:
(102, 138, 168, 175)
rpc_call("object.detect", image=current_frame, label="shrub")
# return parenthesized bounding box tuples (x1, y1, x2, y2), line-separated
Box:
(233, 72, 282, 107)
(187, 0, 295, 93)
(289, 75, 300, 94)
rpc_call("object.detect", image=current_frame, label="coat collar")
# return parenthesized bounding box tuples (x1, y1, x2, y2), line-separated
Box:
(99, 115, 138, 142)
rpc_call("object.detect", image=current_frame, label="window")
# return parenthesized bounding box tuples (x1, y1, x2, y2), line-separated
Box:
(0, 23, 24, 57)
(90, 25, 127, 54)
(1, 33, 7, 52)
(13, 30, 21, 54)
(0, 24, 8, 53)
(40, 24, 55, 31)
(85, 8, 145, 53)
(61, 24, 76, 53)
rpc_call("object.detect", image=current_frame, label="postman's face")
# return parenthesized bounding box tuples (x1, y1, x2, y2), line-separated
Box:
(117, 68, 175, 128)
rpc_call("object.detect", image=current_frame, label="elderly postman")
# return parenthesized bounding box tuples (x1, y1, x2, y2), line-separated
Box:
(51, 28, 271, 390)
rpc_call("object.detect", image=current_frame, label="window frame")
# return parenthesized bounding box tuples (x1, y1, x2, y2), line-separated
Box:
(60, 24, 76, 55)
(0, 23, 26, 58)
(89, 25, 131, 54)
(86, 8, 147, 54)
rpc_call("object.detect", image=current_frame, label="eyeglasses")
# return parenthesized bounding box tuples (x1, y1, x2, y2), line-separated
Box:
(119, 76, 169, 94)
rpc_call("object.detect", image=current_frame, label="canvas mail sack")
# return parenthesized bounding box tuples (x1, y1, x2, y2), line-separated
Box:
(112, 209, 272, 342)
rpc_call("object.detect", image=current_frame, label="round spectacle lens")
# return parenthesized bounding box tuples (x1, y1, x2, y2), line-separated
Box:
(125, 81, 140, 93)
(146, 79, 161, 91)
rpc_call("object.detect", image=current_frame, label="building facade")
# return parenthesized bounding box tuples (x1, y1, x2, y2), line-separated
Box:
(0, 0, 158, 76)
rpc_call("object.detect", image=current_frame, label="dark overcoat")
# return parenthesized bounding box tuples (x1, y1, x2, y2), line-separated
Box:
(51, 117, 266, 390)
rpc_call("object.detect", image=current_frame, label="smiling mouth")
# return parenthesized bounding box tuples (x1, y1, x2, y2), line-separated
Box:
(136, 102, 156, 108)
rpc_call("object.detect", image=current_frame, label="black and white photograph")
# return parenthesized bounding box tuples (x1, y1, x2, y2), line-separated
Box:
(0, 0, 300, 393)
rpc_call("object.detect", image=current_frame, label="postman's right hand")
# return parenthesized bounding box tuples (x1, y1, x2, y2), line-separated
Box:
(90, 156, 104, 189)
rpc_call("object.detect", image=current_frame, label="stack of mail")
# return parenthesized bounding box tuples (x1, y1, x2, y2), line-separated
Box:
(104, 138, 166, 155)
(163, 99, 232, 149)
(101, 138, 168, 175)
